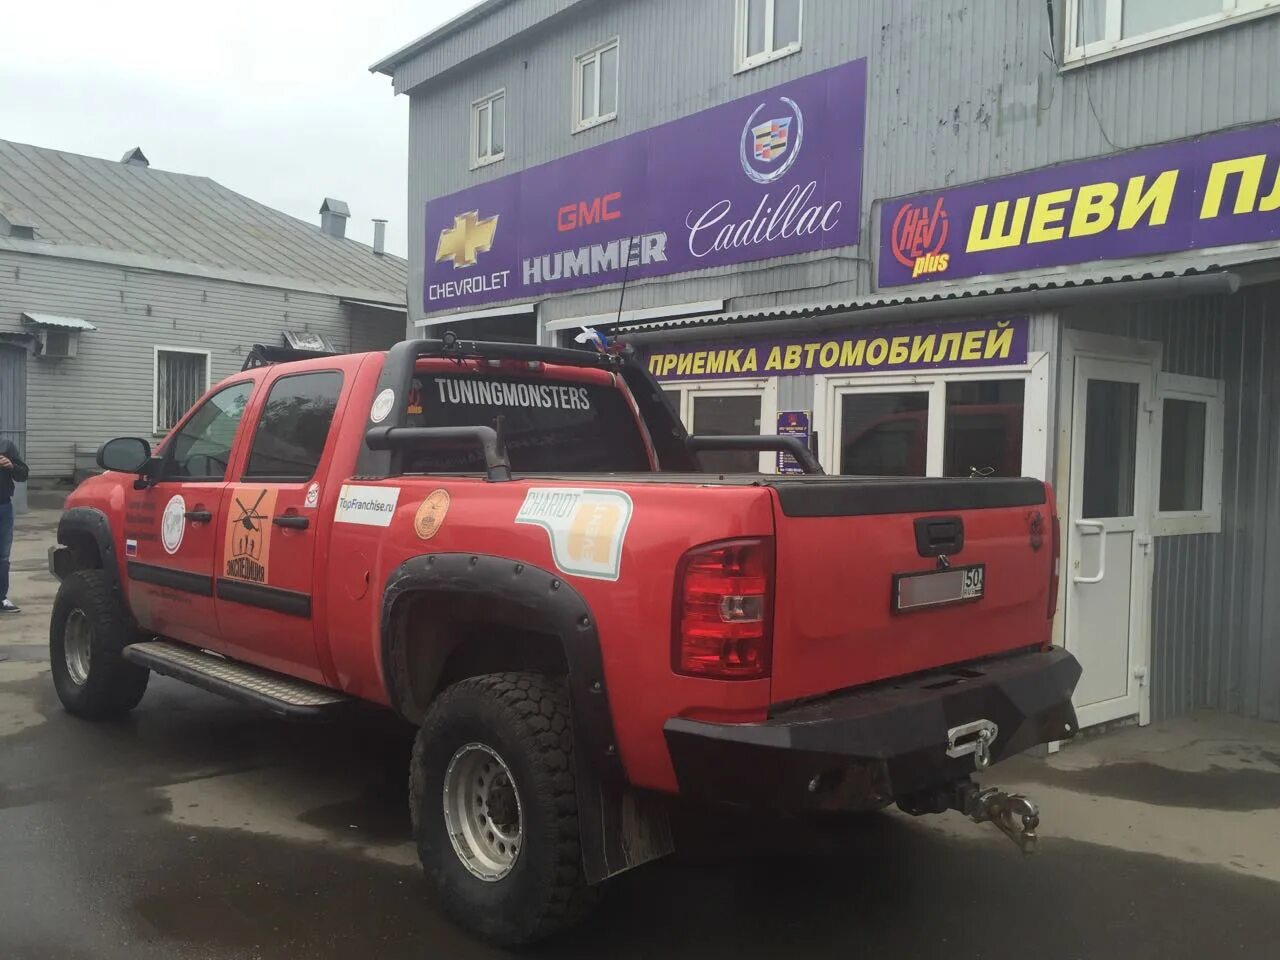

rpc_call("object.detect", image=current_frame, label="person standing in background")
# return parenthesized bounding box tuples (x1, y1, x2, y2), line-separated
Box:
(0, 435, 29, 613)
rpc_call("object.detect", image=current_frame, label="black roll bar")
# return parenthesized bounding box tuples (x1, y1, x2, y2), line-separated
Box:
(685, 435, 825, 475)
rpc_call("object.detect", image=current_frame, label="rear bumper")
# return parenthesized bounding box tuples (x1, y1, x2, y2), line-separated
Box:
(663, 646, 1081, 813)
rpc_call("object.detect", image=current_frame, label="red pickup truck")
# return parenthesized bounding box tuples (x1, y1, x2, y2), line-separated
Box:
(48, 336, 1080, 944)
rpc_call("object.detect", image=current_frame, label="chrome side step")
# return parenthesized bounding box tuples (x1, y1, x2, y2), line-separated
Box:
(123, 640, 351, 720)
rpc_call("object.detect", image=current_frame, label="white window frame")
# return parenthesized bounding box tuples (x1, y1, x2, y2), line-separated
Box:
(573, 38, 619, 134)
(1151, 372, 1224, 536)
(1064, 0, 1280, 66)
(734, 0, 804, 74)
(663, 377, 779, 473)
(153, 346, 212, 435)
(813, 354, 1051, 479)
(470, 88, 506, 169)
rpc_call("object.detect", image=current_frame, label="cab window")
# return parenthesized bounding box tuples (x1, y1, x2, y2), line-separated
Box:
(161, 381, 254, 481)
(243, 371, 344, 481)
(404, 373, 651, 473)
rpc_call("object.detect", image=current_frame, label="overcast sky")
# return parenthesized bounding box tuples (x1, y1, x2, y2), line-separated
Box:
(0, 0, 478, 259)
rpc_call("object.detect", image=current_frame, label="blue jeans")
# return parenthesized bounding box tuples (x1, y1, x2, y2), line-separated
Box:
(0, 501, 12, 601)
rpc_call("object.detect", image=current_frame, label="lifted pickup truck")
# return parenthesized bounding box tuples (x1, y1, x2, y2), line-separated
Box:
(49, 335, 1080, 944)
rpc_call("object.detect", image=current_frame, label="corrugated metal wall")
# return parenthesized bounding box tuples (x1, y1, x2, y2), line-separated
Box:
(1063, 284, 1280, 723)
(0, 251, 356, 479)
(402, 0, 1280, 323)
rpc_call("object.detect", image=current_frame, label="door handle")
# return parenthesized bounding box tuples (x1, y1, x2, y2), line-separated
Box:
(1073, 520, 1106, 584)
(183, 509, 212, 523)
(272, 515, 310, 530)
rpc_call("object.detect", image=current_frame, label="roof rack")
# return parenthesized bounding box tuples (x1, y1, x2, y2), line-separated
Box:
(241, 343, 339, 371)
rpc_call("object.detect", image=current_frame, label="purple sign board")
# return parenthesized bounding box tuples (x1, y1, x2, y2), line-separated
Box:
(643, 315, 1029, 382)
(424, 59, 867, 312)
(880, 120, 1280, 288)
(776, 411, 812, 475)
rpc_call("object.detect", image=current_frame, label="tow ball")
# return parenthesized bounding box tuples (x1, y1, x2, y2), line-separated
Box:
(955, 782, 1040, 855)
(898, 779, 1042, 855)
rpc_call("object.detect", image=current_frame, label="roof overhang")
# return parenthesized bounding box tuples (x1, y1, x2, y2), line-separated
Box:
(341, 298, 409, 313)
(0, 236, 406, 307)
(614, 246, 1280, 347)
(21, 311, 97, 331)
(370, 0, 517, 75)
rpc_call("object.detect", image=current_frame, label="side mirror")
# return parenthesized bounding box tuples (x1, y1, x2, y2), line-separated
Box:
(97, 437, 152, 474)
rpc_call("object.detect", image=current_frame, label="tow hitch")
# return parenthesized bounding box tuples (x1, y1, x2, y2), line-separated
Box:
(898, 779, 1041, 855)
(955, 782, 1040, 855)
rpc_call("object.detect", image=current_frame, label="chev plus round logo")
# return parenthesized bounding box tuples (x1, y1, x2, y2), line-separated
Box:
(890, 197, 951, 279)
(740, 97, 804, 184)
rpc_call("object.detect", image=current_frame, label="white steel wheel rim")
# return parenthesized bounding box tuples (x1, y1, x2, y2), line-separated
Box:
(442, 742, 523, 881)
(64, 608, 93, 686)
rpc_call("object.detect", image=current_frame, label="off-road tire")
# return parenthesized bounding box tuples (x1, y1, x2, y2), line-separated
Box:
(410, 671, 597, 945)
(50, 570, 149, 719)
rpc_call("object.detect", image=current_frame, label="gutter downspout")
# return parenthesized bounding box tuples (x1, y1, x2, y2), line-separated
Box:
(616, 272, 1242, 347)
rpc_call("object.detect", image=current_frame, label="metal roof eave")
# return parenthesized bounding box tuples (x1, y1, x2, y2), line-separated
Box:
(615, 270, 1243, 347)
(21, 311, 97, 331)
(0, 236, 406, 308)
(369, 0, 517, 76)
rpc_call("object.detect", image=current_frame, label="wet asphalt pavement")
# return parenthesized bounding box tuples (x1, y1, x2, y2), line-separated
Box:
(3, 652, 1280, 960)
(3, 511, 1280, 958)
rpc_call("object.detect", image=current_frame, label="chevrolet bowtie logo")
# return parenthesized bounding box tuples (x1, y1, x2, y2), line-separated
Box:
(435, 210, 499, 268)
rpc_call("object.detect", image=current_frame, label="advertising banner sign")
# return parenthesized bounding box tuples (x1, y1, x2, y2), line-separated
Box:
(643, 315, 1029, 383)
(879, 121, 1280, 288)
(424, 59, 867, 311)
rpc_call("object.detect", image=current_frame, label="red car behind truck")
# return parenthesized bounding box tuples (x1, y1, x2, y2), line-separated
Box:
(48, 335, 1080, 944)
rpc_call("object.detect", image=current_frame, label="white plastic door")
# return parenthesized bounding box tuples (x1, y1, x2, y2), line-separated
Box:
(1065, 356, 1154, 728)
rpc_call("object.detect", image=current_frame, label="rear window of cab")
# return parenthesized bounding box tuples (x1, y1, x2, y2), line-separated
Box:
(403, 372, 652, 473)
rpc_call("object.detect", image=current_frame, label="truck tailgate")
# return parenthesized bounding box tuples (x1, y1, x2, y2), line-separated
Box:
(765, 477, 1056, 704)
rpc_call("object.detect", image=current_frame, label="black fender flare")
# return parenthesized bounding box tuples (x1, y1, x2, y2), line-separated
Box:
(57, 507, 124, 599)
(380, 553, 624, 784)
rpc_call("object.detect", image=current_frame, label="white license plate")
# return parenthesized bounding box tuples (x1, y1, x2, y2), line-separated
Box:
(894, 564, 986, 612)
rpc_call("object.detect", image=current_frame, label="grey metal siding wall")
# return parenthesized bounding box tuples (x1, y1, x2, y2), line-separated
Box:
(347, 304, 406, 353)
(1063, 285, 1280, 722)
(0, 250, 353, 479)
(1218, 284, 1280, 721)
(403, 0, 1280, 323)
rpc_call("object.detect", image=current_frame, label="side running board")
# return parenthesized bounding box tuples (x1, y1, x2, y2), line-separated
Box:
(122, 640, 351, 720)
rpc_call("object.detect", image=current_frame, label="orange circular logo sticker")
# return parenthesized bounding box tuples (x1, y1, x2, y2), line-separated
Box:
(414, 489, 451, 540)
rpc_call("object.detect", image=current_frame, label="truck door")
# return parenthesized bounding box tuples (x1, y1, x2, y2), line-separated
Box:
(124, 380, 256, 648)
(212, 368, 346, 683)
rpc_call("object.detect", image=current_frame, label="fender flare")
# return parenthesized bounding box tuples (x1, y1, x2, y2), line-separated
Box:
(57, 507, 124, 599)
(381, 553, 624, 784)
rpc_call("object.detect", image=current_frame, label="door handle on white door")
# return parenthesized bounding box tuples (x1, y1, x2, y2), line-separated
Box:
(1073, 520, 1107, 584)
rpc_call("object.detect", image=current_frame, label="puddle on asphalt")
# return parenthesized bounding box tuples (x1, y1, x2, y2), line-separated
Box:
(297, 780, 412, 844)
(1027, 760, 1280, 811)
(0, 666, 50, 737)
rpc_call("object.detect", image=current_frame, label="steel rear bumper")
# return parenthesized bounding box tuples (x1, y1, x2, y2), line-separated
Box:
(663, 647, 1081, 812)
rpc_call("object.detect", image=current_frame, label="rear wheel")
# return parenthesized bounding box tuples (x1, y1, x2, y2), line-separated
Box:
(50, 570, 149, 719)
(410, 672, 596, 945)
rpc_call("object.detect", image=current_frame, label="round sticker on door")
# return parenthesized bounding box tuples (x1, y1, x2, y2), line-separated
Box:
(370, 388, 396, 424)
(414, 489, 451, 540)
(161, 494, 187, 555)
(304, 482, 321, 509)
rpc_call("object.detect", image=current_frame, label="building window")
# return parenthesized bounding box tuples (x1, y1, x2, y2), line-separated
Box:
(1067, 0, 1280, 63)
(573, 38, 619, 132)
(1152, 373, 1224, 535)
(154, 347, 211, 435)
(664, 379, 778, 473)
(471, 89, 506, 168)
(816, 361, 1048, 480)
(735, 0, 803, 73)
(244, 371, 344, 481)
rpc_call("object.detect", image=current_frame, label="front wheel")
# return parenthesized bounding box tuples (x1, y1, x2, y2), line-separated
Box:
(410, 672, 597, 945)
(50, 570, 149, 719)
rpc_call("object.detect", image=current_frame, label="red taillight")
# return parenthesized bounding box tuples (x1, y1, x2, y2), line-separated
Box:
(673, 538, 774, 680)
(1047, 513, 1061, 623)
